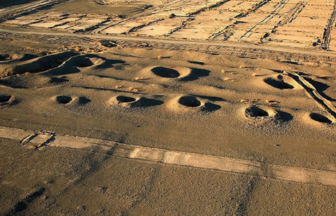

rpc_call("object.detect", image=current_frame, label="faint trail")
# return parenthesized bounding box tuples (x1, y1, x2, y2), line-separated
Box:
(236, 177, 259, 216)
(5, 187, 45, 216)
(2, 126, 336, 187)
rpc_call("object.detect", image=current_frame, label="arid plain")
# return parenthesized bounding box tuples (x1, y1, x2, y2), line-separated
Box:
(1, 0, 336, 215)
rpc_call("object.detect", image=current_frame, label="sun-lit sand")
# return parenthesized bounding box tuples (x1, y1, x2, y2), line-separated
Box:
(1, 0, 336, 215)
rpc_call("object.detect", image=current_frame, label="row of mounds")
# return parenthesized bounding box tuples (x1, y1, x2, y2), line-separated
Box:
(2, 91, 333, 126)
(0, 52, 77, 77)
(52, 93, 335, 126)
(244, 104, 335, 126)
(148, 66, 301, 92)
(0, 51, 107, 78)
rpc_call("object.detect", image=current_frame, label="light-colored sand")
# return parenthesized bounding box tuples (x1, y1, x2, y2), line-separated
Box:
(3, 125, 336, 187)
(2, 0, 336, 50)
(1, 0, 336, 214)
(0, 47, 336, 170)
(1, 136, 336, 215)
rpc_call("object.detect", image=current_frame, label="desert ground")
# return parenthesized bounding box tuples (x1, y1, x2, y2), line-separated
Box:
(1, 0, 336, 215)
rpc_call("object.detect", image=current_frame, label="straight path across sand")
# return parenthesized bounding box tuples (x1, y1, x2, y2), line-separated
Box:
(1, 126, 336, 187)
(1, 28, 336, 59)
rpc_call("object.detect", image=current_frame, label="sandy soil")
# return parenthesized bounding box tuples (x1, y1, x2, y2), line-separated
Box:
(1, 0, 336, 215)
(51, 0, 148, 16)
(0, 31, 336, 215)
(0, 47, 336, 168)
(1, 137, 336, 215)
(1, 0, 335, 50)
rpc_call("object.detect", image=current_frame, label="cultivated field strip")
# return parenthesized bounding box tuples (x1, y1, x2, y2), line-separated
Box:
(130, 0, 232, 37)
(0, 0, 68, 22)
(235, 0, 271, 18)
(127, 18, 163, 33)
(322, 0, 336, 50)
(278, 1, 306, 26)
(1, 0, 334, 49)
(240, 0, 289, 40)
(2, 28, 336, 65)
(187, 0, 231, 16)
(2, 126, 336, 187)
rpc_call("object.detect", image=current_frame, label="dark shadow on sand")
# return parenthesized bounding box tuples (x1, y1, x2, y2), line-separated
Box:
(179, 68, 210, 82)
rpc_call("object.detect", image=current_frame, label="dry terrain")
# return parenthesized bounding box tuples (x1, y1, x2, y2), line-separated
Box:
(1, 0, 336, 50)
(1, 0, 336, 215)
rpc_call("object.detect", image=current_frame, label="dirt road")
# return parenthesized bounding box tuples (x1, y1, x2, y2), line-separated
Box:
(1, 28, 336, 58)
